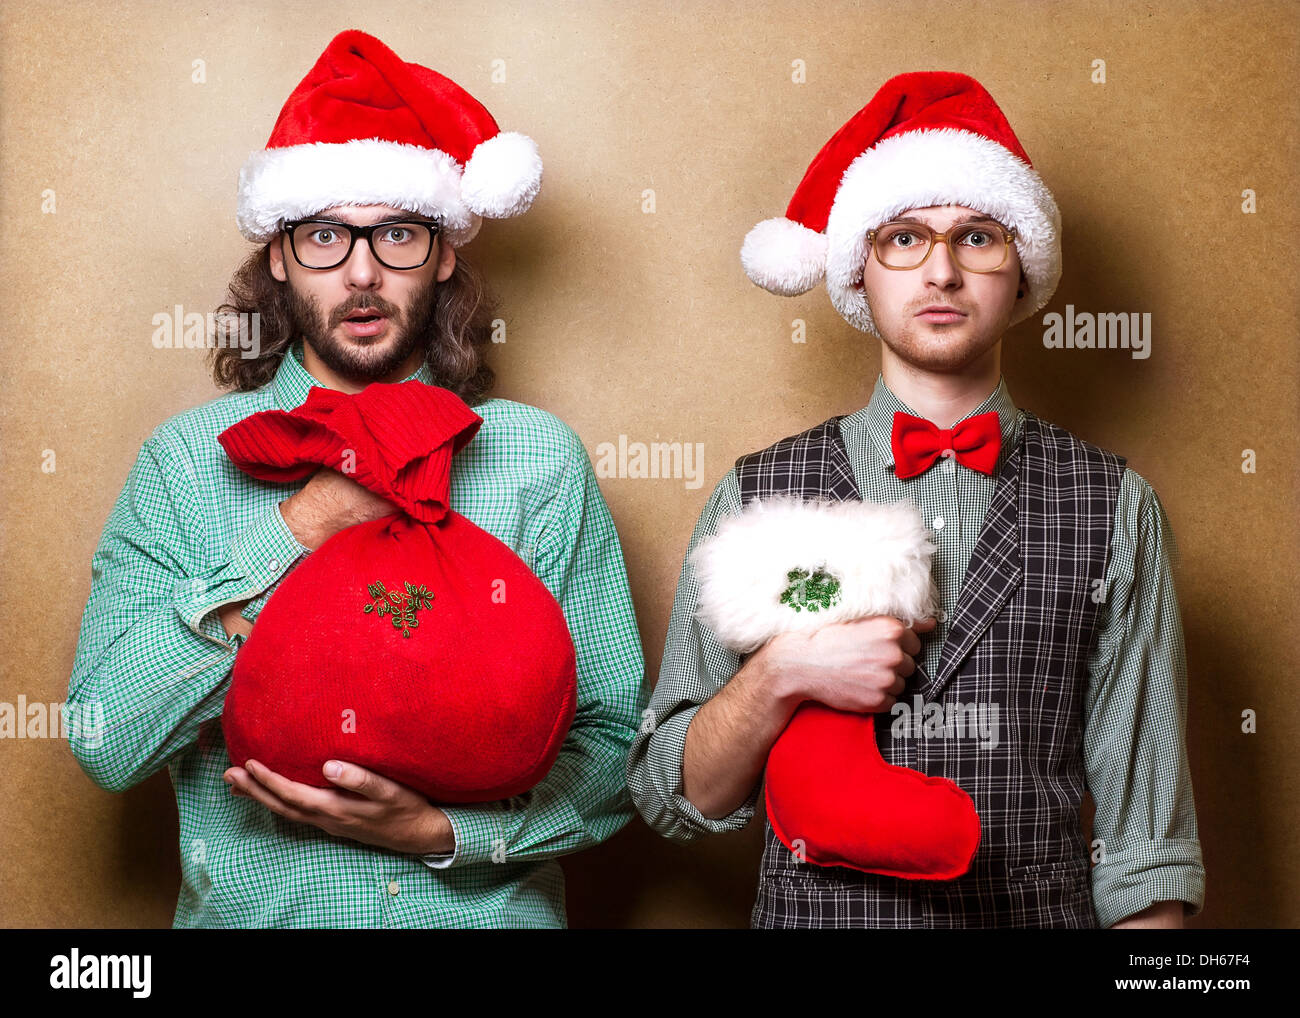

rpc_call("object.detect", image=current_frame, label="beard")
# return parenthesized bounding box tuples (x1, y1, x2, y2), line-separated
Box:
(286, 274, 440, 384)
(881, 322, 997, 373)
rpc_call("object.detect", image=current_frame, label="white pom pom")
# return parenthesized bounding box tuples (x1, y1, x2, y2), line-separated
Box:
(461, 131, 543, 218)
(740, 217, 828, 296)
(690, 495, 939, 653)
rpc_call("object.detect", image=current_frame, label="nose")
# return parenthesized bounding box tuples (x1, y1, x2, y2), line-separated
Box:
(341, 235, 384, 290)
(921, 234, 962, 289)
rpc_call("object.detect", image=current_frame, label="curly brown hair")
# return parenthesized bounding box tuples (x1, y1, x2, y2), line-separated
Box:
(207, 242, 497, 405)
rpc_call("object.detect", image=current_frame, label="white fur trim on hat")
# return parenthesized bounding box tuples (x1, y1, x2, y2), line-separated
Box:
(824, 127, 1061, 337)
(690, 494, 939, 654)
(461, 131, 543, 219)
(741, 217, 828, 296)
(236, 138, 481, 246)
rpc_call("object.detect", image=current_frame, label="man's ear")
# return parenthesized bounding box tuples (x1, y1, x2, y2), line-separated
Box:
(435, 236, 456, 283)
(268, 235, 288, 283)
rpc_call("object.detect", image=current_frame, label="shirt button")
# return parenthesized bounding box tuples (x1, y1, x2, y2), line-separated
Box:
(942, 454, 955, 472)
(387, 880, 400, 896)
(933, 516, 945, 530)
(268, 559, 280, 571)
(937, 609, 949, 623)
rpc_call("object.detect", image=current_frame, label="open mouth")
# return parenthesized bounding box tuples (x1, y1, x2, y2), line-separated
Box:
(344, 307, 388, 321)
(342, 311, 391, 336)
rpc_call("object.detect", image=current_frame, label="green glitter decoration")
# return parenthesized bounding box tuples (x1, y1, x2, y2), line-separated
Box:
(780, 567, 842, 613)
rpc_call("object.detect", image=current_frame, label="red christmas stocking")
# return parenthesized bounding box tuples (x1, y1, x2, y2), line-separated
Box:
(764, 702, 980, 879)
(690, 494, 983, 879)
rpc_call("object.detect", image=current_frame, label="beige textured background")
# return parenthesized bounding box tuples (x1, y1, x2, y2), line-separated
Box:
(1, 0, 1296, 928)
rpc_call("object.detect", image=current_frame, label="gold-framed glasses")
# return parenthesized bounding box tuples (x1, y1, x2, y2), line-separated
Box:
(867, 220, 1018, 272)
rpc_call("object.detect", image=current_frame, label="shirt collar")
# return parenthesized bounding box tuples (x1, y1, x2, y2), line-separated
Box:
(270, 339, 436, 410)
(841, 372, 1023, 476)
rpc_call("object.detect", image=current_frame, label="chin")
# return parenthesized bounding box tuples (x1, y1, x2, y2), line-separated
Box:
(885, 328, 988, 367)
(336, 329, 405, 356)
(318, 329, 415, 376)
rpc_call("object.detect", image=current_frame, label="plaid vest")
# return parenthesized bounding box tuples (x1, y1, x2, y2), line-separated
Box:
(737, 408, 1126, 928)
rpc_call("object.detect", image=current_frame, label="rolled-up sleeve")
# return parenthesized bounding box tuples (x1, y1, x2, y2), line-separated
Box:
(1084, 468, 1206, 928)
(177, 500, 311, 638)
(626, 469, 761, 841)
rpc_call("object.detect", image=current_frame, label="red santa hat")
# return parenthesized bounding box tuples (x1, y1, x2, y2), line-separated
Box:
(236, 30, 541, 248)
(740, 71, 1060, 336)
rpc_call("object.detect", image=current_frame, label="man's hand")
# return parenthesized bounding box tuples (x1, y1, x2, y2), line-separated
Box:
(222, 758, 455, 856)
(760, 614, 938, 715)
(682, 614, 936, 819)
(279, 468, 399, 551)
(211, 470, 393, 639)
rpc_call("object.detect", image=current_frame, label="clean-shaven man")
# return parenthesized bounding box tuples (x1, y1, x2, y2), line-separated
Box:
(628, 71, 1204, 929)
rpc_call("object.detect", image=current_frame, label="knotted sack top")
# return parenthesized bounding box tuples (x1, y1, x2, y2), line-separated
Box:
(217, 379, 483, 523)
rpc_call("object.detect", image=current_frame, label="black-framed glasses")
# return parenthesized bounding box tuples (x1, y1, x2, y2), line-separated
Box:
(282, 217, 440, 270)
(867, 220, 1018, 272)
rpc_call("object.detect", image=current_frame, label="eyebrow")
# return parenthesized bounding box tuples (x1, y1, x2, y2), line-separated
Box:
(890, 213, 1002, 227)
(301, 214, 439, 226)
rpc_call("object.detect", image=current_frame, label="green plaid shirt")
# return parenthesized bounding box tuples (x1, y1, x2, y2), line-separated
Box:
(628, 372, 1205, 928)
(68, 340, 644, 928)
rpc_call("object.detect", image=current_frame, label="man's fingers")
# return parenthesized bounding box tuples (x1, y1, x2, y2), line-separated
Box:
(322, 760, 399, 802)
(898, 616, 937, 656)
(228, 767, 310, 823)
(244, 760, 338, 816)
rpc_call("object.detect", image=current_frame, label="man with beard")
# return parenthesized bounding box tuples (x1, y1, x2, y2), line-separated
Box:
(627, 72, 1204, 928)
(67, 30, 644, 929)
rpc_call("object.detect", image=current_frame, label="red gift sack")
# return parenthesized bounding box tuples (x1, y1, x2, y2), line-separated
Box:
(216, 380, 578, 803)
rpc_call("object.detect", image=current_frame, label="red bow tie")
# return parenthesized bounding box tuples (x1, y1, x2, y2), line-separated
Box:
(890, 411, 1002, 480)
